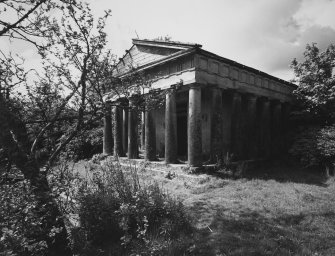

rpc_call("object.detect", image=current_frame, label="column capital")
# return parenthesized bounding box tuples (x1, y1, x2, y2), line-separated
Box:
(168, 80, 183, 91)
(211, 86, 222, 92)
(258, 96, 270, 102)
(244, 93, 258, 101)
(187, 83, 203, 90)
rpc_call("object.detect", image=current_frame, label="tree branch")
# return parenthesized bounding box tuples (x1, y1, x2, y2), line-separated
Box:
(0, 0, 47, 36)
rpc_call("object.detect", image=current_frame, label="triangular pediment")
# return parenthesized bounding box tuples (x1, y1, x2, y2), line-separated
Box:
(113, 39, 201, 76)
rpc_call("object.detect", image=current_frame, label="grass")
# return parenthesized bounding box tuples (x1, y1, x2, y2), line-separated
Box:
(185, 177, 335, 255)
(74, 159, 335, 255)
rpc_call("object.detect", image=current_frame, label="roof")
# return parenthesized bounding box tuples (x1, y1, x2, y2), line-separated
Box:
(132, 38, 202, 49)
(113, 38, 296, 88)
(113, 39, 201, 76)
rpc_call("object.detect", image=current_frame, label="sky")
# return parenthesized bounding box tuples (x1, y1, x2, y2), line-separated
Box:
(3, 0, 335, 81)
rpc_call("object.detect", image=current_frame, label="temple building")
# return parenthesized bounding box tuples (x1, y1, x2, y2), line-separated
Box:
(103, 39, 296, 167)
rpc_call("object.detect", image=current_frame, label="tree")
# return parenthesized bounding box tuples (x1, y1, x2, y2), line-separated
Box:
(291, 43, 335, 121)
(0, 1, 116, 254)
(289, 43, 335, 176)
(0, 0, 74, 47)
(1, 2, 171, 253)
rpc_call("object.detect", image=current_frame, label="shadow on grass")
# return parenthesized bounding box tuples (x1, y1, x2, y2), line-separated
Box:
(190, 210, 335, 256)
(244, 162, 329, 186)
(203, 160, 329, 186)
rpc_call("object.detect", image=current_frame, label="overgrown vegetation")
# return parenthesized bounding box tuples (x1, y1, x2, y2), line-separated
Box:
(74, 159, 335, 256)
(73, 159, 193, 255)
(0, 158, 194, 255)
(0, 180, 48, 256)
(65, 127, 103, 161)
(289, 43, 335, 175)
(289, 125, 335, 176)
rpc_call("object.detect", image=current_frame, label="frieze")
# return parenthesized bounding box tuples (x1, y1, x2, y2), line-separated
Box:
(210, 61, 219, 74)
(249, 75, 255, 84)
(220, 64, 229, 76)
(200, 57, 208, 70)
(255, 77, 260, 86)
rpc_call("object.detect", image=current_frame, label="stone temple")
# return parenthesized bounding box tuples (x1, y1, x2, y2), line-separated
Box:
(103, 39, 295, 167)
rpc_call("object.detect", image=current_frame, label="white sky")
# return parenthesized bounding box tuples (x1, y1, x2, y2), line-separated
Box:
(3, 0, 335, 81)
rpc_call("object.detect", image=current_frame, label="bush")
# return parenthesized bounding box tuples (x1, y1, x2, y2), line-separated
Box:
(65, 127, 103, 161)
(1, 159, 193, 255)
(73, 159, 193, 255)
(0, 163, 79, 256)
(289, 125, 335, 176)
(0, 181, 48, 256)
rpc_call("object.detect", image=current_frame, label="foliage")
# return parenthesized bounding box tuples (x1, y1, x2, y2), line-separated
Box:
(290, 43, 335, 175)
(291, 43, 335, 119)
(65, 127, 103, 160)
(0, 1, 116, 253)
(73, 159, 193, 255)
(0, 0, 67, 45)
(0, 161, 82, 256)
(289, 125, 335, 174)
(0, 181, 48, 256)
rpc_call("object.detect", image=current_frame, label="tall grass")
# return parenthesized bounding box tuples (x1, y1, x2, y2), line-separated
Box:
(72, 158, 193, 255)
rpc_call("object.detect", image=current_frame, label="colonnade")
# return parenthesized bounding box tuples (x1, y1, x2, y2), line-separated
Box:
(103, 84, 290, 167)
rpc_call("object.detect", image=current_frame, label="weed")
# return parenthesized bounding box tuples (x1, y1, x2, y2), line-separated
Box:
(73, 158, 193, 255)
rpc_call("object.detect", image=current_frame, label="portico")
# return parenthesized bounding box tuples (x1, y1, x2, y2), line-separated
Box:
(103, 39, 295, 167)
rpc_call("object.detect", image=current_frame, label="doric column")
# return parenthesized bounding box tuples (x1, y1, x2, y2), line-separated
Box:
(145, 109, 156, 161)
(271, 100, 282, 157)
(259, 98, 271, 158)
(281, 102, 291, 153)
(188, 85, 202, 167)
(231, 92, 243, 160)
(113, 106, 124, 157)
(165, 90, 177, 164)
(141, 111, 145, 150)
(245, 94, 258, 159)
(128, 98, 138, 159)
(222, 91, 233, 156)
(103, 102, 113, 155)
(210, 88, 223, 162)
(122, 108, 128, 154)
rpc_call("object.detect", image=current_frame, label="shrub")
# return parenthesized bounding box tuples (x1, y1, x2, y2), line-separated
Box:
(65, 127, 103, 161)
(0, 181, 48, 256)
(73, 159, 193, 255)
(1, 159, 193, 255)
(289, 125, 335, 176)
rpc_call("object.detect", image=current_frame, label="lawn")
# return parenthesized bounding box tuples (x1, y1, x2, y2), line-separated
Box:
(75, 158, 335, 256)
